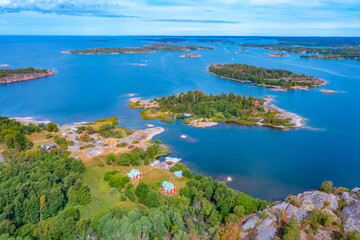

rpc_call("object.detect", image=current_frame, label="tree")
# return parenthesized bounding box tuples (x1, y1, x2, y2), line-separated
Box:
(135, 182, 149, 203)
(180, 186, 190, 198)
(173, 230, 189, 240)
(182, 169, 193, 179)
(39, 195, 48, 222)
(46, 122, 59, 132)
(145, 190, 160, 208)
(148, 209, 167, 238)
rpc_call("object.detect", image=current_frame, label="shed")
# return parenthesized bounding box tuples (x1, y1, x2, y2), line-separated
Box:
(127, 169, 142, 179)
(174, 170, 183, 178)
(164, 157, 181, 165)
(161, 181, 176, 194)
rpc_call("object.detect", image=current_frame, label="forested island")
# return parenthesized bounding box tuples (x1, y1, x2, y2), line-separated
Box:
(179, 53, 201, 57)
(130, 90, 304, 128)
(62, 44, 213, 55)
(138, 37, 235, 44)
(266, 53, 288, 57)
(0, 67, 55, 84)
(239, 42, 360, 61)
(208, 63, 326, 90)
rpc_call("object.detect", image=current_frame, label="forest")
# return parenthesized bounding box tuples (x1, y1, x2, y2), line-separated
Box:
(0, 68, 49, 79)
(208, 64, 324, 89)
(68, 44, 213, 54)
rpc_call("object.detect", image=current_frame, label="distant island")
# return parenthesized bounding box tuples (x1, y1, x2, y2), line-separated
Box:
(129, 90, 304, 129)
(0, 67, 55, 84)
(138, 37, 235, 44)
(208, 63, 326, 90)
(179, 53, 201, 57)
(266, 53, 288, 57)
(239, 41, 360, 61)
(62, 44, 214, 55)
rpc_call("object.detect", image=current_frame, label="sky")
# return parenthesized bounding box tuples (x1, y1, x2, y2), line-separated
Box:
(0, 0, 359, 36)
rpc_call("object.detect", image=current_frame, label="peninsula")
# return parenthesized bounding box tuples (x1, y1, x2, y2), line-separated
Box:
(129, 90, 304, 129)
(208, 63, 326, 90)
(1, 116, 360, 239)
(62, 44, 213, 55)
(179, 53, 201, 57)
(0, 67, 55, 84)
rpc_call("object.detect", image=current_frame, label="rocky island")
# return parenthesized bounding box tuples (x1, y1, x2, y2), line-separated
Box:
(179, 53, 201, 57)
(266, 53, 289, 57)
(208, 63, 326, 90)
(129, 90, 304, 129)
(62, 44, 213, 55)
(0, 67, 55, 84)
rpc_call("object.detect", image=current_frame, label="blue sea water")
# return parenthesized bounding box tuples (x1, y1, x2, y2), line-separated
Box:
(0, 36, 359, 201)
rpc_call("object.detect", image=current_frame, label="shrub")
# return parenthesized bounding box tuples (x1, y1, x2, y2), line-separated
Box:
(97, 162, 104, 167)
(117, 142, 128, 147)
(45, 133, 53, 139)
(194, 174, 203, 180)
(120, 194, 127, 202)
(260, 211, 268, 219)
(282, 218, 300, 240)
(106, 153, 116, 164)
(318, 181, 333, 193)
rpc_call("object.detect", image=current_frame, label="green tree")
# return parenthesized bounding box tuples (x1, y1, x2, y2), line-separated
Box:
(282, 218, 300, 240)
(106, 153, 115, 165)
(135, 182, 150, 203)
(145, 190, 160, 208)
(46, 122, 59, 132)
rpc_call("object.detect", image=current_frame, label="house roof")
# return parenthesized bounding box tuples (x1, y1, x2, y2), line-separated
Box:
(61, 133, 67, 136)
(71, 127, 77, 131)
(127, 169, 141, 178)
(162, 181, 175, 190)
(174, 171, 183, 177)
(165, 157, 180, 163)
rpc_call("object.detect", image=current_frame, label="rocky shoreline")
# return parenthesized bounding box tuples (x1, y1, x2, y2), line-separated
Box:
(0, 70, 55, 84)
(240, 187, 360, 239)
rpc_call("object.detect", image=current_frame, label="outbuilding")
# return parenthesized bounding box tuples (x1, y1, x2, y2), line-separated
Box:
(164, 157, 181, 165)
(174, 170, 183, 178)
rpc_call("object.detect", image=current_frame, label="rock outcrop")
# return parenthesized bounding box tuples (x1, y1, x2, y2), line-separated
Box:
(240, 188, 360, 239)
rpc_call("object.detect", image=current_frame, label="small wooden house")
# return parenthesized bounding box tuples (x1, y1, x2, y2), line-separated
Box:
(162, 181, 176, 194)
(127, 169, 142, 180)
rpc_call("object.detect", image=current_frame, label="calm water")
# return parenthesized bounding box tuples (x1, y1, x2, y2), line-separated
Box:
(1, 36, 359, 201)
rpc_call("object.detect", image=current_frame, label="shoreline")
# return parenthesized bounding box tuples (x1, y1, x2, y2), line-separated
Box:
(0, 70, 55, 84)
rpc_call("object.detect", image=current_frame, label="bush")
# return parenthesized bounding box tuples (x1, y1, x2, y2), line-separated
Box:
(120, 194, 127, 202)
(170, 163, 184, 172)
(282, 218, 300, 240)
(106, 153, 116, 165)
(46, 122, 59, 132)
(117, 142, 128, 147)
(125, 185, 136, 202)
(318, 181, 333, 193)
(97, 162, 104, 167)
(45, 133, 53, 139)
(260, 211, 268, 219)
(194, 174, 203, 180)
(145, 190, 160, 208)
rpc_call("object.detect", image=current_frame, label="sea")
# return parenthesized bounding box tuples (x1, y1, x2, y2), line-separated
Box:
(1, 36, 359, 201)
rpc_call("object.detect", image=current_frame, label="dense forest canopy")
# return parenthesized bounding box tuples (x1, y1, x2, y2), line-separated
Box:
(208, 64, 324, 88)
(0, 68, 49, 79)
(68, 44, 213, 54)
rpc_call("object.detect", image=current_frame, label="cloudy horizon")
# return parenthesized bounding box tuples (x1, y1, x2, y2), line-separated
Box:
(0, 0, 359, 36)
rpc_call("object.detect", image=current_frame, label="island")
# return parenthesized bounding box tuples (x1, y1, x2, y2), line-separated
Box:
(266, 53, 288, 57)
(179, 53, 201, 57)
(62, 44, 213, 55)
(137, 37, 235, 44)
(0, 67, 55, 84)
(208, 63, 326, 90)
(320, 89, 336, 94)
(239, 41, 360, 61)
(129, 90, 304, 129)
(1, 116, 360, 240)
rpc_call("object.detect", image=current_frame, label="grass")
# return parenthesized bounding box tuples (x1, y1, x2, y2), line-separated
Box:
(28, 131, 61, 150)
(78, 157, 189, 217)
(128, 102, 145, 109)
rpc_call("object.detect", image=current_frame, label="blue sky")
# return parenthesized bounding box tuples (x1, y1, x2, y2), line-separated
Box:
(0, 0, 359, 36)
